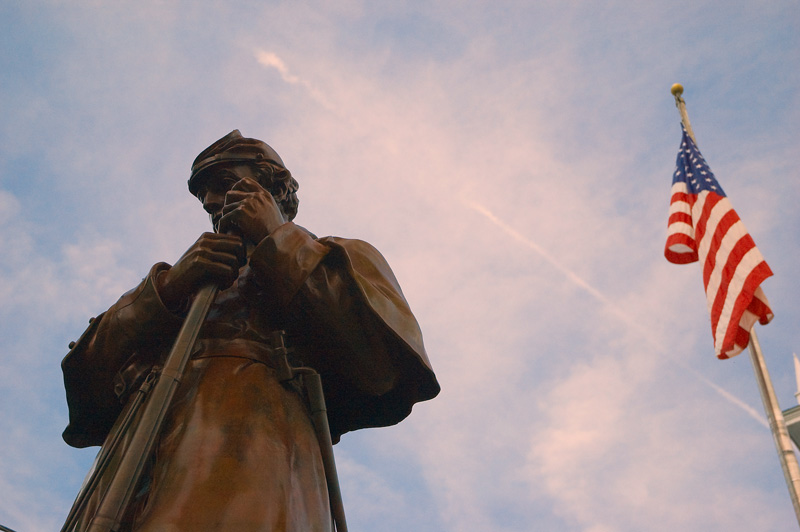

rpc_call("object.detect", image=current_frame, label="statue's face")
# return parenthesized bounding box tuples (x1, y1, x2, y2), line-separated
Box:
(196, 163, 259, 232)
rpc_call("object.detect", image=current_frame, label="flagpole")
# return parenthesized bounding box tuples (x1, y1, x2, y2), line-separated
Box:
(748, 327, 800, 524)
(670, 83, 800, 526)
(670, 84, 697, 144)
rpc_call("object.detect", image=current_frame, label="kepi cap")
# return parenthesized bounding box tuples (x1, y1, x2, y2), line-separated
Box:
(189, 130, 285, 196)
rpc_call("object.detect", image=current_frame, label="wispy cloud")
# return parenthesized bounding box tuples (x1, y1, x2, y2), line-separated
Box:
(254, 49, 302, 84)
(254, 48, 334, 111)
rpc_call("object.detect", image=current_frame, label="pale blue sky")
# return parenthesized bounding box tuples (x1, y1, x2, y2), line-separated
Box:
(1, 2, 799, 531)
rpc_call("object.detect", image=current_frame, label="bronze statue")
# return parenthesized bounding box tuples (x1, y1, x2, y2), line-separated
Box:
(61, 131, 440, 531)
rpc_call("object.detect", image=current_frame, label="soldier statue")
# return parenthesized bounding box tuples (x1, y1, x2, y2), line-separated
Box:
(61, 130, 439, 531)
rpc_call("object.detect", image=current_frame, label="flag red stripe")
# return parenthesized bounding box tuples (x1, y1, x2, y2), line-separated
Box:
(708, 235, 757, 334)
(668, 211, 693, 226)
(727, 326, 750, 358)
(671, 191, 693, 205)
(701, 209, 741, 289)
(718, 259, 773, 357)
(694, 193, 724, 246)
(749, 291, 773, 325)
(664, 238, 698, 264)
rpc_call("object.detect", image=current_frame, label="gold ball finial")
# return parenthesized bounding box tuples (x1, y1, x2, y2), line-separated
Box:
(670, 83, 684, 97)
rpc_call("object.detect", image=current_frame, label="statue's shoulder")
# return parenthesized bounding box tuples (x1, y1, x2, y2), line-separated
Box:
(293, 224, 388, 266)
(292, 224, 318, 240)
(318, 235, 392, 268)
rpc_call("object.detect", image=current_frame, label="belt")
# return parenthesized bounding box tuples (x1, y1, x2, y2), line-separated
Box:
(191, 338, 279, 368)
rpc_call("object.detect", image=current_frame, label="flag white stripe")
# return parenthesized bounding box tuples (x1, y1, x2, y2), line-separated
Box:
(668, 223, 694, 238)
(698, 206, 732, 303)
(694, 193, 729, 266)
(666, 182, 694, 251)
(703, 217, 749, 308)
(669, 202, 692, 218)
(723, 308, 758, 358)
(753, 286, 771, 311)
(713, 246, 764, 349)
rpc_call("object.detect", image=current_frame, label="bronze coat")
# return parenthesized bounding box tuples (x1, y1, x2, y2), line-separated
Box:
(62, 223, 439, 531)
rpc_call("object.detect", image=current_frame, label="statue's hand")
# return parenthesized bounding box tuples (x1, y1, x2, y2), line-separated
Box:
(156, 232, 245, 310)
(218, 177, 286, 245)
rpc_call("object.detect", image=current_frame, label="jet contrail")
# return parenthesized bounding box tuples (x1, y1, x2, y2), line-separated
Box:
(463, 198, 768, 428)
(463, 199, 611, 304)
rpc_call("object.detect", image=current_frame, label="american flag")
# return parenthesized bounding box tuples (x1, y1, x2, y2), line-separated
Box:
(665, 127, 773, 359)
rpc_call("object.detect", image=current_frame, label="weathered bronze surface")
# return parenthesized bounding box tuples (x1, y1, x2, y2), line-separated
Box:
(61, 131, 440, 531)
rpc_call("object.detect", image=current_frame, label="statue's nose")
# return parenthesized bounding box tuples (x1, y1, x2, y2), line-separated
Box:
(203, 190, 226, 215)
